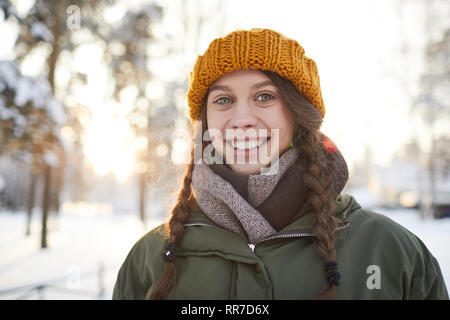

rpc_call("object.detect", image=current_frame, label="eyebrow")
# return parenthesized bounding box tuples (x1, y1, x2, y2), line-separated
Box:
(208, 80, 275, 94)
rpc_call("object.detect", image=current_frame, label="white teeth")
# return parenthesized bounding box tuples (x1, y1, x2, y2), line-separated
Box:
(230, 138, 268, 150)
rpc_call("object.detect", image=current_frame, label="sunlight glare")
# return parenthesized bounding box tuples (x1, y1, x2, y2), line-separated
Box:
(171, 127, 191, 164)
(83, 113, 135, 182)
(135, 135, 148, 151)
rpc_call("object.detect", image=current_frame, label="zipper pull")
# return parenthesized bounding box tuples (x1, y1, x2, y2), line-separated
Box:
(248, 244, 255, 252)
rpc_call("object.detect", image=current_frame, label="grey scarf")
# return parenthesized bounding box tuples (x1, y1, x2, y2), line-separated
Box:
(191, 148, 299, 244)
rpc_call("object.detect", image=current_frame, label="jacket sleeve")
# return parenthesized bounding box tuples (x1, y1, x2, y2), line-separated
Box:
(112, 227, 166, 300)
(112, 238, 152, 300)
(408, 237, 449, 300)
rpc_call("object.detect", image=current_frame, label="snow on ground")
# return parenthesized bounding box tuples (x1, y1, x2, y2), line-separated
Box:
(0, 208, 165, 300)
(0, 206, 449, 299)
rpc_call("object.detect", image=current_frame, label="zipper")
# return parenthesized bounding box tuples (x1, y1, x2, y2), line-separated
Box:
(184, 221, 351, 252)
(251, 222, 350, 251)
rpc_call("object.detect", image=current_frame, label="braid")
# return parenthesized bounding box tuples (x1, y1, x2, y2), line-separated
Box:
(299, 129, 338, 300)
(149, 147, 195, 300)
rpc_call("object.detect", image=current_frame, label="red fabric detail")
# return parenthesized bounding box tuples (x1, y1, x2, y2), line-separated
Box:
(322, 135, 338, 154)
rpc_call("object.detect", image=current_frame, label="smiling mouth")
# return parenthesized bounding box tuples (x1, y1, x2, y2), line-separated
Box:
(227, 137, 271, 151)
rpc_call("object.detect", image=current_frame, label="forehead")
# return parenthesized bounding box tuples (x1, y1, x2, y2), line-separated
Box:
(208, 69, 276, 97)
(212, 69, 271, 85)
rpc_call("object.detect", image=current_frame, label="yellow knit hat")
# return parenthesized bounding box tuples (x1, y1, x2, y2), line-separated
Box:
(187, 28, 325, 121)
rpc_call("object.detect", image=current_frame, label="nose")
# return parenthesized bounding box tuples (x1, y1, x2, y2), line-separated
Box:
(229, 103, 258, 130)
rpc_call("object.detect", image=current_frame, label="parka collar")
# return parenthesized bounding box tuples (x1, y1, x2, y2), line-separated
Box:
(184, 193, 361, 242)
(279, 193, 361, 233)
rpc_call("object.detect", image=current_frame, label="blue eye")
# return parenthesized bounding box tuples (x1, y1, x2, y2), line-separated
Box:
(257, 93, 275, 102)
(214, 97, 232, 105)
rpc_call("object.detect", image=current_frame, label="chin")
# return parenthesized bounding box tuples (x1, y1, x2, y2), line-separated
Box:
(228, 163, 267, 175)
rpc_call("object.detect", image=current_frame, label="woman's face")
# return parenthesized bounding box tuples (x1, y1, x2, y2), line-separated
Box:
(206, 69, 294, 175)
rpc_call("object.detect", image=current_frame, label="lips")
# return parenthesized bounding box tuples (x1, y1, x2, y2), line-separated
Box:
(227, 137, 270, 151)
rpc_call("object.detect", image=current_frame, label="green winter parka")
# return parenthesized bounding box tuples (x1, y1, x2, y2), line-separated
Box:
(112, 194, 449, 300)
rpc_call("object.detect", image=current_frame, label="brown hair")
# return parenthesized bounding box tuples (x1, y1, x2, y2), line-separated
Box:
(149, 69, 338, 300)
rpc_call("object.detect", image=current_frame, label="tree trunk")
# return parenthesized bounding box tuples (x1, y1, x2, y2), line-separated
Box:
(51, 165, 63, 216)
(41, 165, 51, 249)
(46, 0, 63, 219)
(26, 170, 37, 237)
(48, 0, 62, 94)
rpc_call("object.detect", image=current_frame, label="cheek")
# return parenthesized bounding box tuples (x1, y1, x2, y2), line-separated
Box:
(283, 117, 295, 142)
(206, 109, 227, 149)
(266, 108, 294, 145)
(206, 107, 225, 131)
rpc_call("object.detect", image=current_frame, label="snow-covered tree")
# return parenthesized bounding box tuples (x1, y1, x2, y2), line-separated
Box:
(0, 0, 115, 247)
(0, 61, 65, 158)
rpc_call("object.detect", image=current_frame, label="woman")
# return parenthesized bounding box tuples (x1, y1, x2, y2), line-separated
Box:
(113, 28, 448, 300)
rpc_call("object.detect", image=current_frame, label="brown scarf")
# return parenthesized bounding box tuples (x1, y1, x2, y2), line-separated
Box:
(191, 134, 349, 244)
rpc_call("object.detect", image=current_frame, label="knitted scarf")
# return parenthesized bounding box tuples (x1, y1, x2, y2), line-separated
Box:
(191, 134, 349, 244)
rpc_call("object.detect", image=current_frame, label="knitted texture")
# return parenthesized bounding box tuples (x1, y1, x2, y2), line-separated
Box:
(187, 28, 325, 122)
(247, 149, 298, 207)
